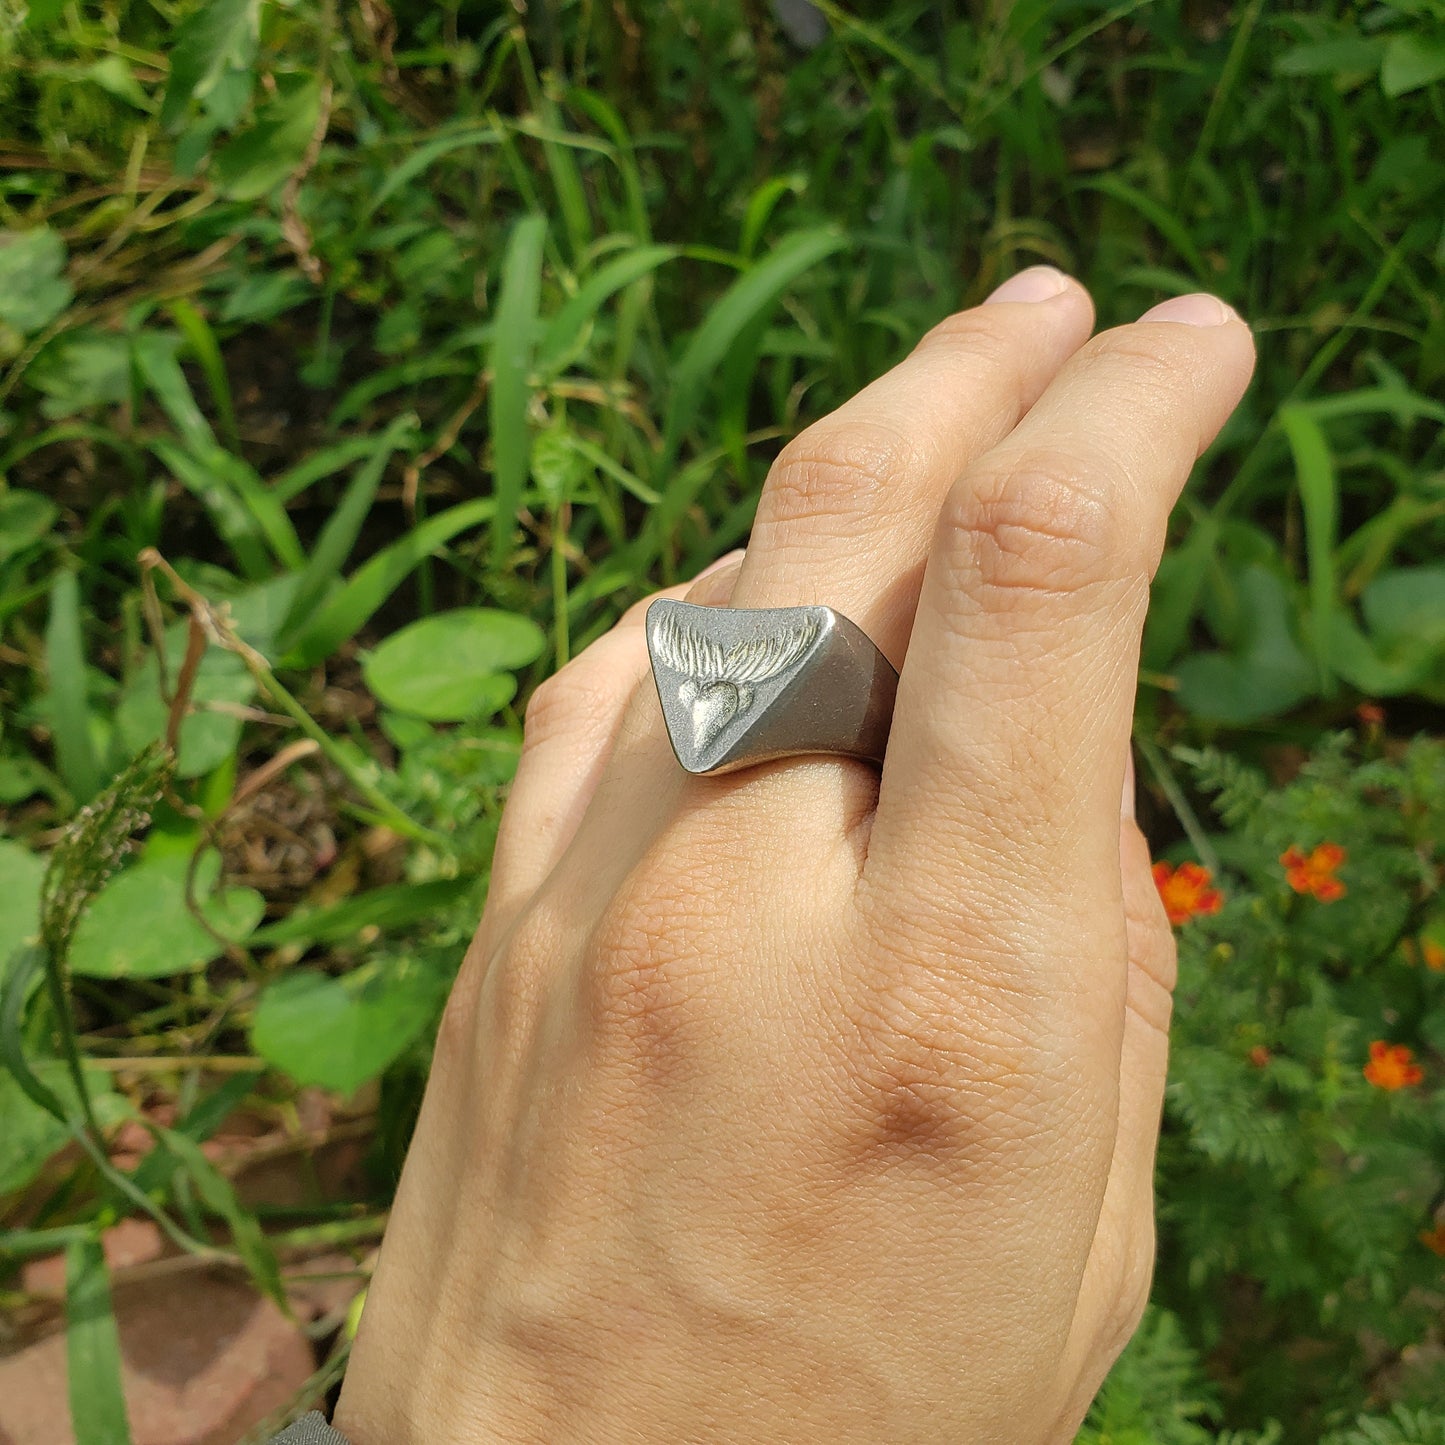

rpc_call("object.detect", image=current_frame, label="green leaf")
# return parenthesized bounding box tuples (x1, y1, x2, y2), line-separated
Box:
(0, 1060, 121, 1195)
(0, 227, 73, 335)
(0, 488, 60, 562)
(0, 838, 45, 987)
(1279, 406, 1338, 692)
(284, 499, 494, 667)
(251, 956, 450, 1095)
(45, 572, 102, 804)
(536, 244, 681, 373)
(27, 330, 134, 419)
(249, 877, 475, 947)
(68, 850, 263, 979)
(654, 227, 846, 518)
(160, 0, 260, 130)
(489, 214, 548, 573)
(1174, 566, 1318, 724)
(363, 609, 544, 721)
(277, 415, 416, 650)
(1380, 30, 1445, 97)
(1273, 35, 1386, 78)
(65, 1235, 133, 1445)
(211, 76, 323, 200)
(149, 1123, 284, 1305)
(1362, 566, 1445, 645)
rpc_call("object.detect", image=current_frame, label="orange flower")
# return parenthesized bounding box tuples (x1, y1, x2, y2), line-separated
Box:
(1281, 843, 1347, 901)
(1420, 1223, 1445, 1257)
(1424, 939, 1445, 972)
(1364, 1040, 1423, 1091)
(1153, 861, 1223, 926)
(1356, 702, 1386, 726)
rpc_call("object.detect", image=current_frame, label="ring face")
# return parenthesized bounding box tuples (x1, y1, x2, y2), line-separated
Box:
(646, 599, 899, 775)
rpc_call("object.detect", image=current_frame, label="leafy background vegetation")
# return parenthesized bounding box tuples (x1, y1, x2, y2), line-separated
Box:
(0, 0, 1442, 1439)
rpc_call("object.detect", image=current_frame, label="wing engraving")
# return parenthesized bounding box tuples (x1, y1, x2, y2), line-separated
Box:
(652, 610, 727, 680)
(653, 609, 820, 686)
(720, 618, 820, 683)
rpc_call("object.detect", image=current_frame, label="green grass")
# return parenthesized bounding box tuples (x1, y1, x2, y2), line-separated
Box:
(0, 1, 1443, 1438)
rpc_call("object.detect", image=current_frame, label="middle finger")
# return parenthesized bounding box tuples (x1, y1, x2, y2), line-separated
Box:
(727, 264, 1096, 668)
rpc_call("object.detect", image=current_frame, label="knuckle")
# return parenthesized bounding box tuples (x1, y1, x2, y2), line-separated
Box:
(942, 446, 1131, 601)
(582, 855, 724, 1080)
(1085, 323, 1198, 405)
(520, 668, 605, 751)
(915, 306, 1019, 369)
(762, 418, 920, 530)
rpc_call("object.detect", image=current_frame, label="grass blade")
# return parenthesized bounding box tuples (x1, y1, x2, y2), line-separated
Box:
(536, 244, 680, 373)
(65, 1234, 133, 1445)
(282, 498, 493, 666)
(167, 297, 238, 451)
(152, 1123, 285, 1307)
(277, 414, 417, 648)
(488, 214, 548, 573)
(655, 227, 846, 506)
(1280, 405, 1339, 693)
(45, 571, 101, 804)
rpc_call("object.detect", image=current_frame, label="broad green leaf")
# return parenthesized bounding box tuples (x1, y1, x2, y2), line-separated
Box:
(1273, 35, 1386, 77)
(1174, 566, 1317, 724)
(115, 627, 253, 778)
(160, 0, 260, 130)
(489, 214, 548, 573)
(0, 839, 45, 985)
(0, 488, 60, 562)
(363, 608, 543, 720)
(1381, 30, 1445, 96)
(251, 956, 450, 1095)
(65, 1236, 133, 1445)
(0, 227, 73, 335)
(284, 499, 493, 666)
(0, 1060, 123, 1195)
(45, 572, 101, 804)
(27, 330, 135, 419)
(212, 77, 324, 200)
(1362, 566, 1445, 645)
(68, 850, 263, 979)
(115, 575, 294, 777)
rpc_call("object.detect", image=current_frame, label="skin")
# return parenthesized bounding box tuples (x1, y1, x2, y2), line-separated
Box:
(334, 268, 1256, 1444)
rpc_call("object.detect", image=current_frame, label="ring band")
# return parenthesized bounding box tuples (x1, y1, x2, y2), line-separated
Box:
(645, 599, 899, 776)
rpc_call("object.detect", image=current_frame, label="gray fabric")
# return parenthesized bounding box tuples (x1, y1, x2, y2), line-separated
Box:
(266, 1411, 351, 1445)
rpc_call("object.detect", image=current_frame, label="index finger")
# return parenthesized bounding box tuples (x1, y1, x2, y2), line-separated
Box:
(861, 293, 1254, 984)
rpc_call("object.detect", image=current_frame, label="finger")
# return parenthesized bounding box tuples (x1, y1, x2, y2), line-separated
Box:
(474, 552, 744, 963)
(1052, 802, 1177, 1426)
(727, 267, 1096, 668)
(864, 296, 1254, 1015)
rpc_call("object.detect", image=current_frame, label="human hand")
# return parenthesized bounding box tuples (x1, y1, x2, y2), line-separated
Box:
(334, 271, 1255, 1443)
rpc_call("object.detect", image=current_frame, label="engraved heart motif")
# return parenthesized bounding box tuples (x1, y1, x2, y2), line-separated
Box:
(690, 681, 745, 751)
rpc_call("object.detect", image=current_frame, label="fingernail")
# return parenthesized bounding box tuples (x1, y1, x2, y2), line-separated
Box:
(983, 265, 1072, 304)
(694, 548, 745, 581)
(1121, 749, 1136, 822)
(1138, 293, 1239, 327)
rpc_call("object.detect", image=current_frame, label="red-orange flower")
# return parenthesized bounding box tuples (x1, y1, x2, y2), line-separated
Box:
(1420, 1223, 1445, 1257)
(1424, 939, 1445, 972)
(1364, 1040, 1423, 1091)
(1281, 843, 1347, 901)
(1153, 861, 1223, 926)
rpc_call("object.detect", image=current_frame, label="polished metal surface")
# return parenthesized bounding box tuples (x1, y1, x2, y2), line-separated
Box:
(645, 599, 899, 775)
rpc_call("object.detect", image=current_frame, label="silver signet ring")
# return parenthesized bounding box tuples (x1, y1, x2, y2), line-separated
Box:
(645, 599, 899, 776)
